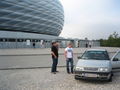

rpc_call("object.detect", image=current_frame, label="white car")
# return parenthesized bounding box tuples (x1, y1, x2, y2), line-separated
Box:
(74, 49, 120, 82)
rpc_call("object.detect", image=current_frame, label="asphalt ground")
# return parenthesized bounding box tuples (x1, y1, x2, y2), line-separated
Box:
(0, 47, 120, 90)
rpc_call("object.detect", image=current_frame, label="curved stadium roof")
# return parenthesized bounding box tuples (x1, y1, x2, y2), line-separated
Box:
(0, 0, 64, 36)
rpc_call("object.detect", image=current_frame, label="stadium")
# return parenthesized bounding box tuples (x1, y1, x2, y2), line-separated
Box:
(0, 0, 100, 48)
(0, 0, 64, 48)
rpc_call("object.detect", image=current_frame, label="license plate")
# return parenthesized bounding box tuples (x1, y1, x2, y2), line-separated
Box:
(85, 73, 97, 77)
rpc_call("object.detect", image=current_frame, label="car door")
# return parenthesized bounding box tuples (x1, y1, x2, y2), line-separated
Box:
(111, 51, 120, 72)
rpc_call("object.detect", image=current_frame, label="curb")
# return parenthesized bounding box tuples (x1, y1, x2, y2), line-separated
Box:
(0, 53, 83, 56)
(0, 52, 116, 56)
(0, 66, 66, 70)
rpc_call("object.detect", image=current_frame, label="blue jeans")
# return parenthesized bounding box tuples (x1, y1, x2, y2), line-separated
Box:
(66, 58, 74, 73)
(51, 58, 58, 72)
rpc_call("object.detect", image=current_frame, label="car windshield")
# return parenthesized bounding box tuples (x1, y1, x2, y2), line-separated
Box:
(81, 51, 110, 60)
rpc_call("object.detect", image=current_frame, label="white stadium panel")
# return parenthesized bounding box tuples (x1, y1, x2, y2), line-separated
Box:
(0, 0, 64, 36)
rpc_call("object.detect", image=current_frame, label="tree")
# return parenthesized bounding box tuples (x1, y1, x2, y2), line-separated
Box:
(100, 32, 120, 47)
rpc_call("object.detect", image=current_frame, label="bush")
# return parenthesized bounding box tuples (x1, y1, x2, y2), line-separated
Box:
(100, 32, 120, 47)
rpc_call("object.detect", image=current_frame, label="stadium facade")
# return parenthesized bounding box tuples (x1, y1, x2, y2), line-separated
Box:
(0, 0, 65, 48)
(0, 0, 100, 48)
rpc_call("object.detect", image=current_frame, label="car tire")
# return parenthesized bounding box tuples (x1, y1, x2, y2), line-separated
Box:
(74, 75, 79, 80)
(111, 73, 114, 77)
(108, 75, 112, 82)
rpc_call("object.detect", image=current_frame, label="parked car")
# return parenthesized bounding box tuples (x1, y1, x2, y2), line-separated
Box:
(74, 49, 120, 82)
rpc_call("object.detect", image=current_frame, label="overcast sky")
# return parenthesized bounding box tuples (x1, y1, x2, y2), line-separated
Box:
(60, 0, 120, 40)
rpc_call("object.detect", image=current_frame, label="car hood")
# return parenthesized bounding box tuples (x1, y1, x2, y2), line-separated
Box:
(76, 59, 111, 68)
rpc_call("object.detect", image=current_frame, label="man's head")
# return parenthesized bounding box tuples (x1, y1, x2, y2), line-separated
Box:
(68, 43, 73, 48)
(52, 42, 56, 46)
(52, 42, 58, 46)
(56, 42, 60, 47)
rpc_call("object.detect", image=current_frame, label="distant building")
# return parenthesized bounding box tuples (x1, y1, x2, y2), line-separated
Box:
(56, 39, 100, 48)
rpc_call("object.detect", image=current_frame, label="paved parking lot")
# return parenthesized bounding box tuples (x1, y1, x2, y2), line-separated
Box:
(0, 67, 120, 90)
(0, 47, 120, 90)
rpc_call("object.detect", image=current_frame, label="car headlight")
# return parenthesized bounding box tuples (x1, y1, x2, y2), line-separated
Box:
(98, 68, 109, 72)
(75, 67, 84, 71)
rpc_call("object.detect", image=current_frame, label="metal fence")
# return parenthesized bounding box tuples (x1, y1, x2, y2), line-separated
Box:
(0, 40, 100, 49)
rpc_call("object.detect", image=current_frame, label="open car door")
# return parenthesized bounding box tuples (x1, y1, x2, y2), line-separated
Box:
(111, 51, 120, 72)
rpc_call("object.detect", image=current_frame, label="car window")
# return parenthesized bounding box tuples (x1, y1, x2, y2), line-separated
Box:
(114, 52, 120, 61)
(81, 51, 110, 60)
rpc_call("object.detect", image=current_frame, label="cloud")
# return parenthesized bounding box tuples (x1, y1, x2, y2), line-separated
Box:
(60, 0, 120, 39)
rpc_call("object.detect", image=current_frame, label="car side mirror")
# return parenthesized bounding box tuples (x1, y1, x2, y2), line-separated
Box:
(77, 56, 81, 59)
(113, 58, 119, 61)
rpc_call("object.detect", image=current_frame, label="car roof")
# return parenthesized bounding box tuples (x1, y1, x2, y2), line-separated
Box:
(86, 49, 107, 51)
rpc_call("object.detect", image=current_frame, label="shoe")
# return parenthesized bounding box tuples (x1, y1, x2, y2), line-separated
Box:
(53, 72, 56, 74)
(71, 72, 74, 74)
(51, 72, 56, 74)
(55, 71, 59, 73)
(67, 72, 70, 74)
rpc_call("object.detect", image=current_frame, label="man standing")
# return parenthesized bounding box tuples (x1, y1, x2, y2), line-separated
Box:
(64, 43, 74, 74)
(51, 42, 59, 74)
(33, 42, 35, 48)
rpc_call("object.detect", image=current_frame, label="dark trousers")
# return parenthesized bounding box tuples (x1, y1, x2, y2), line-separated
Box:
(66, 58, 74, 73)
(51, 58, 58, 72)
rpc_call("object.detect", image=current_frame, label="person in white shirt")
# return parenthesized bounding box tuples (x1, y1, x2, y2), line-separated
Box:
(64, 43, 74, 74)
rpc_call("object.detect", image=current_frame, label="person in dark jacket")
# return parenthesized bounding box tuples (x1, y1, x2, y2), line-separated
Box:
(51, 42, 59, 74)
(33, 42, 35, 48)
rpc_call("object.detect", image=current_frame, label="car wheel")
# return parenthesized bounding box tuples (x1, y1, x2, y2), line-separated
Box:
(108, 75, 112, 82)
(74, 75, 79, 80)
(111, 73, 114, 77)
